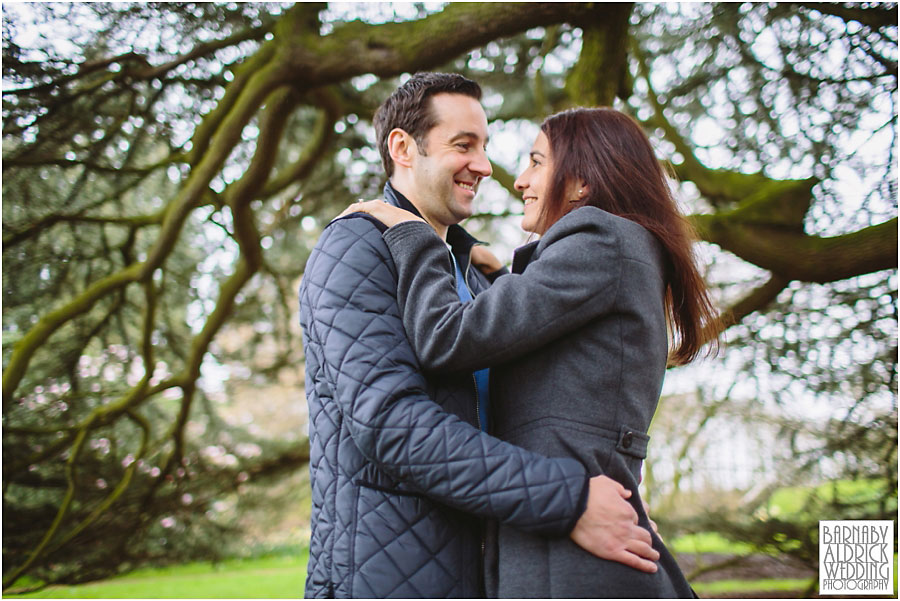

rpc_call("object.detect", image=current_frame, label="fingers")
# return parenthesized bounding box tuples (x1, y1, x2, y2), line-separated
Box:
(626, 534, 658, 559)
(337, 199, 383, 219)
(616, 532, 660, 573)
(632, 523, 653, 547)
(591, 474, 631, 499)
(613, 549, 659, 574)
(648, 518, 661, 540)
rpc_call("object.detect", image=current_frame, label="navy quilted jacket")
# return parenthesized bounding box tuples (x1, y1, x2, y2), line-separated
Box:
(299, 184, 589, 598)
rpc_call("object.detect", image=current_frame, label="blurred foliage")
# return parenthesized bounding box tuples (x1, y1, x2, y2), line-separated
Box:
(2, 2, 896, 592)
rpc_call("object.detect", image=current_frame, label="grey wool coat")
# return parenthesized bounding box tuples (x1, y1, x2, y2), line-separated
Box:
(382, 206, 695, 598)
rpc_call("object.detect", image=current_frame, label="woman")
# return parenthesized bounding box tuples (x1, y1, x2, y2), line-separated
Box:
(347, 108, 719, 598)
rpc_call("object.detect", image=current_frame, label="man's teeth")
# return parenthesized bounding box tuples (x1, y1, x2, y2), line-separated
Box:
(456, 182, 474, 191)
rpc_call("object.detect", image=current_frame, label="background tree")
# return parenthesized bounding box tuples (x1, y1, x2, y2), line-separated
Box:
(3, 2, 896, 592)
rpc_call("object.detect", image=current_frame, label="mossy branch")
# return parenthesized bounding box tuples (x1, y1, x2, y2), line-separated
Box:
(3, 50, 285, 404)
(720, 274, 792, 329)
(691, 216, 898, 284)
(260, 88, 341, 199)
(633, 41, 776, 206)
(188, 42, 278, 166)
(3, 262, 143, 406)
(1, 426, 89, 590)
(286, 3, 607, 83)
(490, 160, 518, 197)
(563, 4, 633, 107)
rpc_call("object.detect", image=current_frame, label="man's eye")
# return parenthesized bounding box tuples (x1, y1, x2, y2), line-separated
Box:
(456, 143, 470, 150)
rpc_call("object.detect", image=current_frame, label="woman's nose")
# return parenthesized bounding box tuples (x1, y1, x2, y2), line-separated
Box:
(514, 174, 526, 191)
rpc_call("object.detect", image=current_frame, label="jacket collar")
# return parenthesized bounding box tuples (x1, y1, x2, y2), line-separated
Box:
(511, 240, 539, 274)
(383, 181, 482, 258)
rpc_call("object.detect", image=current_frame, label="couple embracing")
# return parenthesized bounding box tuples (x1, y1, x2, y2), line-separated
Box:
(299, 72, 718, 598)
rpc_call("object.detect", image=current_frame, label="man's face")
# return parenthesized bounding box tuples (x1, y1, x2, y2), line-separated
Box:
(408, 93, 492, 229)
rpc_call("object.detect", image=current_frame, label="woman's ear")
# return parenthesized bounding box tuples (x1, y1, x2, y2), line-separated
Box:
(388, 128, 416, 169)
(567, 179, 589, 202)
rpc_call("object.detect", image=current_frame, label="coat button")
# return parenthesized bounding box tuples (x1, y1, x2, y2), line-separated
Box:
(622, 431, 634, 449)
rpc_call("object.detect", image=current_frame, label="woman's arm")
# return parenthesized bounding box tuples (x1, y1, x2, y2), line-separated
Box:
(382, 207, 623, 373)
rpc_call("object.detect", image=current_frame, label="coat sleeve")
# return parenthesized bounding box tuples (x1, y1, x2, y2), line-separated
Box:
(381, 208, 623, 373)
(300, 216, 588, 536)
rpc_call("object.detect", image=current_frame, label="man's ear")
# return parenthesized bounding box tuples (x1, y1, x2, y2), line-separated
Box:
(388, 128, 417, 169)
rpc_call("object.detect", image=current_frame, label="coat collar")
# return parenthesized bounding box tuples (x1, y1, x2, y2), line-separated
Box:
(511, 240, 539, 274)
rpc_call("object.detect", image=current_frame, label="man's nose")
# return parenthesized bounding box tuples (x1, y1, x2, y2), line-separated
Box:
(470, 147, 492, 177)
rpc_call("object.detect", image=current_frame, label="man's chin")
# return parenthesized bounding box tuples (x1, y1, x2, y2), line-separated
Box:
(450, 208, 474, 224)
(447, 200, 474, 224)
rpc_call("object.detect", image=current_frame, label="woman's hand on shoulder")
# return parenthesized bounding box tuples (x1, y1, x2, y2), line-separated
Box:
(338, 199, 425, 228)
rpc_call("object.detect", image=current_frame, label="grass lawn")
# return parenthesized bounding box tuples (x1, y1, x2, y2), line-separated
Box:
(7, 542, 896, 599)
(692, 577, 814, 597)
(6, 552, 308, 599)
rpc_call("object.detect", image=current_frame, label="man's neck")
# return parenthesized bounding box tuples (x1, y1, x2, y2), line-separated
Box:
(389, 177, 449, 240)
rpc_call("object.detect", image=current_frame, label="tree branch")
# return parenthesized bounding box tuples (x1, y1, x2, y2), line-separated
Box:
(280, 3, 616, 84)
(260, 88, 341, 199)
(692, 216, 898, 284)
(490, 160, 518, 197)
(720, 274, 792, 329)
(563, 3, 633, 106)
(2, 47, 285, 403)
(798, 2, 899, 31)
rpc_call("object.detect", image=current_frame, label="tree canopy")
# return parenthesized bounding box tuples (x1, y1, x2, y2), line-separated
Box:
(2, 2, 896, 590)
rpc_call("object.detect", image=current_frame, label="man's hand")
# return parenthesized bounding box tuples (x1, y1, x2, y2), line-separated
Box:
(570, 475, 659, 573)
(643, 499, 662, 541)
(470, 245, 504, 275)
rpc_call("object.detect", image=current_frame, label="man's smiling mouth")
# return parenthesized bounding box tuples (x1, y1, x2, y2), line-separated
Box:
(456, 181, 475, 192)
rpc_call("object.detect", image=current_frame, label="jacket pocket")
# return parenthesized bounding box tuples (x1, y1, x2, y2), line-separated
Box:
(355, 478, 426, 498)
(351, 482, 467, 598)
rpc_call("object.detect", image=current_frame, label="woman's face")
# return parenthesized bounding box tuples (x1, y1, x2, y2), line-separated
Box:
(514, 131, 553, 233)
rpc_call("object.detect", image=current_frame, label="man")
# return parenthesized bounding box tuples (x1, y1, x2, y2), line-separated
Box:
(299, 72, 657, 598)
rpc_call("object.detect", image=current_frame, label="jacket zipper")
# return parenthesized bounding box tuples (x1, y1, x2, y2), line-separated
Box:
(472, 370, 487, 597)
(472, 373, 481, 431)
(463, 247, 477, 299)
(463, 248, 481, 430)
(467, 246, 487, 597)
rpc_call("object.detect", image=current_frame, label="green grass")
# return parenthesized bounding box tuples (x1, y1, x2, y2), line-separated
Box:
(670, 531, 756, 555)
(692, 577, 814, 596)
(6, 552, 308, 599)
(765, 477, 895, 518)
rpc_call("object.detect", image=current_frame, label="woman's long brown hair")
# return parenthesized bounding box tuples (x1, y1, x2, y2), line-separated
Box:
(536, 108, 720, 365)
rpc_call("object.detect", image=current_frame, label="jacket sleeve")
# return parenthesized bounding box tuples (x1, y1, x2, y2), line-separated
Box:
(300, 216, 588, 536)
(382, 208, 623, 373)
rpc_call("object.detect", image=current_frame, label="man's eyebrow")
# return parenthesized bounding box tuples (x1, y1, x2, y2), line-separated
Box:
(449, 131, 490, 145)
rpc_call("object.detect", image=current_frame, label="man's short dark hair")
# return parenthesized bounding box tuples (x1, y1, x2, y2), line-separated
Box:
(374, 72, 483, 177)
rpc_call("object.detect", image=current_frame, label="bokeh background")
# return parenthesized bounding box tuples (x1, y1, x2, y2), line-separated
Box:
(2, 2, 897, 597)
